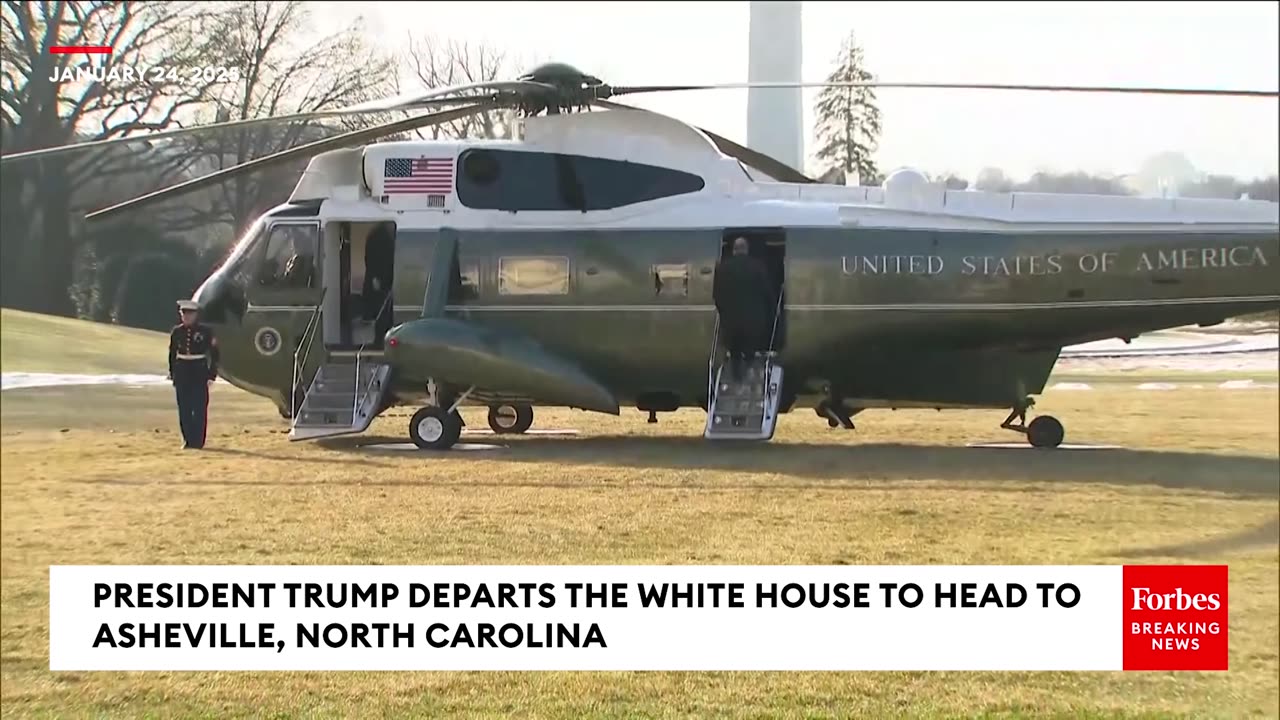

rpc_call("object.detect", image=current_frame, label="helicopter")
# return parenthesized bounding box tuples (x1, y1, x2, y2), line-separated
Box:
(5, 63, 1278, 450)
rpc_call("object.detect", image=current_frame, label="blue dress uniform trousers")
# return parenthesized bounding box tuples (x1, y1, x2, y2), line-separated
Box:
(169, 322, 219, 449)
(173, 361, 210, 448)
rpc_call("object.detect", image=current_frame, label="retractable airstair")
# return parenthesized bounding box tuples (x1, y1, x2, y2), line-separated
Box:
(703, 294, 786, 441)
(287, 297, 393, 441)
(291, 354, 391, 440)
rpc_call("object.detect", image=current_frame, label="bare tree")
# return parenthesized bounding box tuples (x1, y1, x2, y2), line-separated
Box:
(974, 167, 1014, 193)
(934, 172, 969, 190)
(1, 1, 226, 315)
(1241, 176, 1279, 202)
(1180, 174, 1279, 202)
(812, 31, 881, 186)
(1017, 171, 1131, 196)
(182, 1, 398, 238)
(402, 34, 513, 140)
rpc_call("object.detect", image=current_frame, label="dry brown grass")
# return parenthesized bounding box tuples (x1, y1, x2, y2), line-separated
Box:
(2, 380, 1277, 718)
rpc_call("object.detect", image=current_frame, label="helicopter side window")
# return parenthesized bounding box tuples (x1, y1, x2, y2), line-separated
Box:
(225, 220, 268, 292)
(257, 224, 319, 289)
(454, 261, 481, 301)
(653, 264, 689, 298)
(462, 263, 480, 299)
(457, 149, 705, 212)
(498, 256, 570, 296)
(571, 155, 704, 209)
(460, 149, 562, 211)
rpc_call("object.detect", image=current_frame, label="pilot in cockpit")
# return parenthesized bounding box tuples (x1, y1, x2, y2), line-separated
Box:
(281, 237, 315, 288)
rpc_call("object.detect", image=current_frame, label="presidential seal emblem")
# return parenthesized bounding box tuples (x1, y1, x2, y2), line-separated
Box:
(254, 327, 282, 356)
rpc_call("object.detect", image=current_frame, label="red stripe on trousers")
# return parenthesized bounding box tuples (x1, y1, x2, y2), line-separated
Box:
(201, 386, 208, 447)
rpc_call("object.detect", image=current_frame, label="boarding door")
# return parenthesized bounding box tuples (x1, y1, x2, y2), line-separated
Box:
(704, 229, 787, 441)
(331, 222, 397, 351)
(244, 220, 324, 408)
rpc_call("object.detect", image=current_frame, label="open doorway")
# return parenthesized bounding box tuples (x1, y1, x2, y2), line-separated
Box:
(720, 228, 786, 350)
(324, 221, 397, 350)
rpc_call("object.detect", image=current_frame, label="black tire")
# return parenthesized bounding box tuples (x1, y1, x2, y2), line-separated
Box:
(409, 406, 462, 450)
(487, 404, 533, 434)
(1027, 415, 1065, 449)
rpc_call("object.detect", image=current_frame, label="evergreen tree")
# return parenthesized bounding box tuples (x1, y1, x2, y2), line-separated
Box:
(813, 32, 882, 185)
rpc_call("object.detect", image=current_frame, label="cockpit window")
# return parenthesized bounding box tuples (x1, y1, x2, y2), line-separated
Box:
(258, 224, 320, 289)
(218, 218, 264, 273)
(456, 149, 705, 212)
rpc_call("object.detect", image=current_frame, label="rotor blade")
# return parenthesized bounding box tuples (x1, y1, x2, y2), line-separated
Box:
(339, 80, 550, 112)
(84, 100, 497, 223)
(592, 99, 815, 184)
(0, 80, 544, 165)
(697, 127, 816, 184)
(613, 81, 1280, 98)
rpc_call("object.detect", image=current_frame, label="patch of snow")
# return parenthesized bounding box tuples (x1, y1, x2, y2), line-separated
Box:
(1061, 331, 1278, 358)
(1057, 350, 1278, 373)
(1217, 379, 1278, 390)
(1, 372, 228, 391)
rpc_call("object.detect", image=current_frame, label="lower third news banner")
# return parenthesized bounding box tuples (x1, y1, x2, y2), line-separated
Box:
(48, 565, 1227, 672)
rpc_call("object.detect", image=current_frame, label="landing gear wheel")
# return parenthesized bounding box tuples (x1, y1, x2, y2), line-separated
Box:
(1026, 415, 1065, 449)
(410, 406, 462, 450)
(487, 404, 533, 434)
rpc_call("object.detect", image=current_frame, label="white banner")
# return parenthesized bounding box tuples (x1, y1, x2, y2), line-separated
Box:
(49, 565, 1130, 671)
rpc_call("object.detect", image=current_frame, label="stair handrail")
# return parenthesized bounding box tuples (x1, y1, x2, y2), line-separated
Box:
(291, 288, 327, 427)
(706, 312, 721, 407)
(766, 284, 784, 355)
(352, 292, 394, 419)
(763, 285, 785, 390)
(372, 290, 394, 340)
(314, 292, 392, 427)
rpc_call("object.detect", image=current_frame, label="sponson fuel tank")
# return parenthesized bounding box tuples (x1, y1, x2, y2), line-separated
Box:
(384, 318, 619, 415)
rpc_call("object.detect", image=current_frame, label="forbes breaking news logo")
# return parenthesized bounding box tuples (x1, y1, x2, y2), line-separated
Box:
(1123, 565, 1228, 671)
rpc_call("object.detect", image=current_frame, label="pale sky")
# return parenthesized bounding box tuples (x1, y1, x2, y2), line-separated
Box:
(310, 1, 1279, 182)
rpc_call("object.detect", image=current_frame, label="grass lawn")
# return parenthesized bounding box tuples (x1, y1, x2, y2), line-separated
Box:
(2, 312, 1278, 717)
(0, 309, 168, 375)
(2, 382, 1278, 717)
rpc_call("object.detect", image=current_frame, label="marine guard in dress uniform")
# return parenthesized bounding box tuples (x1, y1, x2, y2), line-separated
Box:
(168, 300, 220, 449)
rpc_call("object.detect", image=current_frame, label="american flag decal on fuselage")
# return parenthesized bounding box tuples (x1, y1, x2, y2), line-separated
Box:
(383, 157, 454, 195)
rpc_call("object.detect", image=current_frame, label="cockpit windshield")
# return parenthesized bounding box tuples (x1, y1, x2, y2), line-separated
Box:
(218, 216, 269, 278)
(193, 216, 269, 322)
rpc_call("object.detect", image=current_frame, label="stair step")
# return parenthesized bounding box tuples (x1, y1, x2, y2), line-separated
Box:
(716, 385, 767, 401)
(303, 391, 361, 411)
(318, 367, 380, 383)
(297, 409, 355, 427)
(711, 415, 757, 425)
(704, 361, 783, 442)
(712, 398, 766, 414)
(291, 363, 391, 439)
(312, 376, 381, 393)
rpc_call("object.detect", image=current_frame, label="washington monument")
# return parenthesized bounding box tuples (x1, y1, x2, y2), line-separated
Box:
(747, 1, 804, 174)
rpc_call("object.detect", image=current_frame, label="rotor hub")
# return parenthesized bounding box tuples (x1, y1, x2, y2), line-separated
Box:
(515, 62, 611, 115)
(519, 62, 602, 90)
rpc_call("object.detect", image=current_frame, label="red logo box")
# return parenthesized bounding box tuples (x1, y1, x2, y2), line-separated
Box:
(1122, 565, 1228, 671)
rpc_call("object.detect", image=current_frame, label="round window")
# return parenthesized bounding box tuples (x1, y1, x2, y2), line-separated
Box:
(462, 150, 500, 186)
